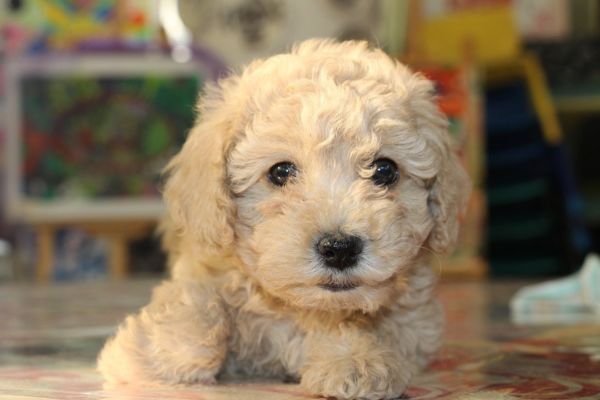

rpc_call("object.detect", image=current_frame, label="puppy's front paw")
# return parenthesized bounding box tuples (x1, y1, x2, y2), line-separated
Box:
(98, 280, 229, 386)
(300, 352, 414, 400)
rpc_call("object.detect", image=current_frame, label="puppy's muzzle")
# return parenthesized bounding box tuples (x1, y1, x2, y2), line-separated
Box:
(316, 233, 363, 271)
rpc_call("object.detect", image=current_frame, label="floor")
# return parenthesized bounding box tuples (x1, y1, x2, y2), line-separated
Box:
(1, 279, 599, 399)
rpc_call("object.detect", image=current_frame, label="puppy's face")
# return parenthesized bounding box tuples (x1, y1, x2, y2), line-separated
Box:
(165, 41, 469, 312)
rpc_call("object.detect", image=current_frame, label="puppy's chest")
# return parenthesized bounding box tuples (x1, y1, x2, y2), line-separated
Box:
(223, 306, 306, 378)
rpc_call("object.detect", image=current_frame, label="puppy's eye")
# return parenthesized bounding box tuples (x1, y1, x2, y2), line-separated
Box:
(267, 162, 298, 187)
(371, 158, 399, 186)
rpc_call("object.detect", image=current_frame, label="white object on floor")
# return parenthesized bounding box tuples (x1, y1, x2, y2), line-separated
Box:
(510, 253, 600, 325)
(0, 239, 13, 280)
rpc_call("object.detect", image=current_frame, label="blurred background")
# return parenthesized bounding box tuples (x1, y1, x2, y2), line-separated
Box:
(0, 0, 599, 283)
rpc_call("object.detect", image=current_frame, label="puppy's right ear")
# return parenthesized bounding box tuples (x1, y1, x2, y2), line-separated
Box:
(162, 82, 238, 254)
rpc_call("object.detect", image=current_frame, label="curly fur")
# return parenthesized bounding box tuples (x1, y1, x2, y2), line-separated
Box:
(98, 39, 470, 399)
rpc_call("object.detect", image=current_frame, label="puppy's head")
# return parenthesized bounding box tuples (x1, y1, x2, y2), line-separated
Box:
(164, 40, 470, 312)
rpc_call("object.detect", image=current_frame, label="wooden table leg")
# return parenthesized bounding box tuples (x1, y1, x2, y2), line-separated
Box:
(108, 235, 128, 279)
(36, 224, 54, 283)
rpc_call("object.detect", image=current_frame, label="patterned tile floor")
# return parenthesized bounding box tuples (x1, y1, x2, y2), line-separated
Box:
(0, 279, 599, 399)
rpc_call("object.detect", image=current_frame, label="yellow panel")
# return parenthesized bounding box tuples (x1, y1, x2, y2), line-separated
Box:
(421, 6, 521, 65)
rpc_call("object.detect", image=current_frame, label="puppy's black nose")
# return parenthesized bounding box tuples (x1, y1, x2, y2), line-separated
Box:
(316, 233, 363, 271)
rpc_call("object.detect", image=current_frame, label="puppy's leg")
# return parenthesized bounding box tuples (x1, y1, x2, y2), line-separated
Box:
(410, 299, 444, 369)
(301, 328, 413, 400)
(300, 300, 442, 400)
(97, 280, 229, 386)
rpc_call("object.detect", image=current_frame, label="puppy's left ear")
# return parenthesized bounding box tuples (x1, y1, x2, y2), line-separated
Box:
(162, 80, 240, 255)
(408, 74, 472, 255)
(426, 145, 471, 254)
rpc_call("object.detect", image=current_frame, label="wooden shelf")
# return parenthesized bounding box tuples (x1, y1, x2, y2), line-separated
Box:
(34, 219, 157, 282)
(553, 95, 600, 113)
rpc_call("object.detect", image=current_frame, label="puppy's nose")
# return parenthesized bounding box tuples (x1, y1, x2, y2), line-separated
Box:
(316, 233, 363, 271)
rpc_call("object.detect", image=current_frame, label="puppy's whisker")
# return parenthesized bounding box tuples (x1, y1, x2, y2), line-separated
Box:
(394, 240, 444, 280)
(415, 244, 443, 278)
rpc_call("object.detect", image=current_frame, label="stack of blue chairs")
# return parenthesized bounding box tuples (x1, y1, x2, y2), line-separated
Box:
(485, 82, 589, 276)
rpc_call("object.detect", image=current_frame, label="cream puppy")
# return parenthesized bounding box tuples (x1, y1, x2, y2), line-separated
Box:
(98, 39, 470, 400)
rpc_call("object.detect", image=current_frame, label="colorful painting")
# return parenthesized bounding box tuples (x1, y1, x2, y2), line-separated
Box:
(20, 74, 200, 200)
(1, 0, 155, 54)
